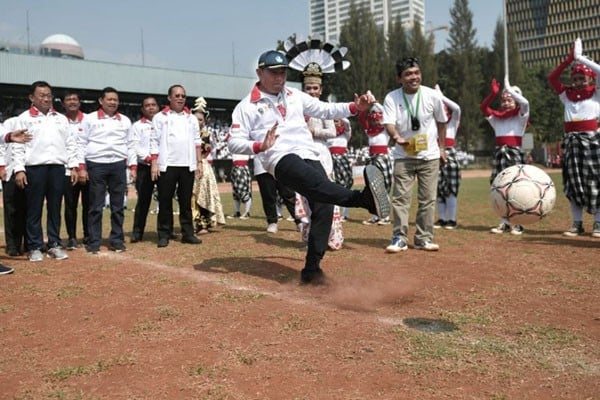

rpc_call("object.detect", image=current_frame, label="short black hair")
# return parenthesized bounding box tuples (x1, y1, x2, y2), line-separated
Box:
(396, 57, 420, 76)
(29, 81, 52, 95)
(168, 84, 185, 96)
(100, 86, 118, 99)
(62, 89, 80, 101)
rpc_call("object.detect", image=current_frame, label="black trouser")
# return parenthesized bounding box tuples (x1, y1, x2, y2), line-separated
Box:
(64, 175, 89, 241)
(157, 166, 194, 241)
(87, 160, 127, 249)
(132, 163, 156, 239)
(2, 175, 26, 253)
(274, 154, 365, 271)
(24, 164, 65, 250)
(255, 172, 298, 224)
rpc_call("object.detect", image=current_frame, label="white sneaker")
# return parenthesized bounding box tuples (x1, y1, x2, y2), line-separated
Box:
(386, 236, 408, 253)
(47, 247, 69, 260)
(239, 212, 250, 220)
(28, 249, 44, 262)
(510, 224, 524, 236)
(414, 241, 440, 251)
(377, 216, 391, 225)
(266, 223, 278, 234)
(490, 223, 511, 234)
(362, 216, 379, 225)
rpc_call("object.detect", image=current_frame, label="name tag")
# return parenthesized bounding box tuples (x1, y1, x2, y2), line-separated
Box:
(406, 133, 428, 155)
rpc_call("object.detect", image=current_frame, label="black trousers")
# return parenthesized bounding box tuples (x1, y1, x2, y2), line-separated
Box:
(87, 160, 127, 248)
(24, 164, 65, 250)
(157, 166, 194, 241)
(132, 163, 156, 239)
(255, 172, 298, 224)
(274, 154, 365, 271)
(64, 175, 89, 241)
(2, 175, 26, 253)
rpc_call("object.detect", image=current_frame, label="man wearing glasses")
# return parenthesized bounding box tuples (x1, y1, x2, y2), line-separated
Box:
(383, 58, 448, 253)
(150, 85, 203, 247)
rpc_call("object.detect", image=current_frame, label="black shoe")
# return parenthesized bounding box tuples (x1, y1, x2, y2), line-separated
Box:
(82, 237, 90, 245)
(181, 236, 201, 244)
(85, 245, 99, 254)
(109, 243, 127, 253)
(7, 248, 21, 257)
(444, 220, 457, 230)
(157, 238, 169, 248)
(66, 238, 79, 250)
(0, 264, 15, 275)
(362, 165, 390, 219)
(130, 235, 142, 243)
(300, 268, 327, 285)
(433, 219, 446, 229)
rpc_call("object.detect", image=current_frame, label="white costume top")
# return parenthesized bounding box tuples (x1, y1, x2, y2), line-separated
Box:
(485, 86, 529, 142)
(307, 116, 336, 176)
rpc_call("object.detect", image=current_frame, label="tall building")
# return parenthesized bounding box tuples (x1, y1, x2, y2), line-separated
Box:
(507, 0, 600, 67)
(309, 0, 425, 43)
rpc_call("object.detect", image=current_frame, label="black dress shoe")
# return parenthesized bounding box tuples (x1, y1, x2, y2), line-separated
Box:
(157, 238, 169, 248)
(7, 248, 21, 257)
(300, 268, 327, 285)
(130, 235, 142, 243)
(181, 236, 201, 244)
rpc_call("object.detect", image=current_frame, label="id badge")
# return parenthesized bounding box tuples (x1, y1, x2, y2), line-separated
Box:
(406, 133, 428, 155)
(414, 133, 428, 152)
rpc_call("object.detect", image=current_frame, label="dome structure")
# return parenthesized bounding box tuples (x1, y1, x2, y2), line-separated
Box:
(40, 34, 84, 59)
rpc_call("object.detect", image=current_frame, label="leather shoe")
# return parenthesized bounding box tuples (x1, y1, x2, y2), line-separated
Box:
(181, 236, 201, 244)
(130, 235, 142, 243)
(157, 238, 169, 248)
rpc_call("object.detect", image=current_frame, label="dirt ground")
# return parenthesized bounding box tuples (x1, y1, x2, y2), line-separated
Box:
(1, 169, 599, 400)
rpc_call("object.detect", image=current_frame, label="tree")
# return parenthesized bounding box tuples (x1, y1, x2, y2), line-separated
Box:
(486, 19, 524, 87)
(386, 14, 409, 91)
(445, 0, 483, 152)
(329, 2, 389, 149)
(408, 20, 437, 87)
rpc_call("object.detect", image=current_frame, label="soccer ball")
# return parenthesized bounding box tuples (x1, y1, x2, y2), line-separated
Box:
(490, 164, 556, 225)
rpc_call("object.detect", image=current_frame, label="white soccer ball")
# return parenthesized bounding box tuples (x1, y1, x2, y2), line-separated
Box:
(490, 164, 557, 225)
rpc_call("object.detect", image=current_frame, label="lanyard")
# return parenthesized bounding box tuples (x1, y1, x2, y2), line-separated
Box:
(401, 88, 421, 120)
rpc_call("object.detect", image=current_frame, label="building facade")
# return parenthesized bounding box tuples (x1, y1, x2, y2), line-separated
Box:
(309, 0, 425, 43)
(507, 0, 600, 67)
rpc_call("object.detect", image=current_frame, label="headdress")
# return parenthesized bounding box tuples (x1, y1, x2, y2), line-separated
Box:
(571, 63, 596, 79)
(284, 33, 351, 86)
(501, 86, 521, 100)
(192, 97, 209, 116)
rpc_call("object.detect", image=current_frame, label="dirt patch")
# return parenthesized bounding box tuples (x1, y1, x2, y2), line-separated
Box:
(1, 169, 598, 399)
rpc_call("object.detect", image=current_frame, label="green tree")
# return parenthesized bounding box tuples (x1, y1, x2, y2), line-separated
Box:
(408, 20, 437, 87)
(386, 14, 409, 91)
(329, 2, 388, 149)
(446, 0, 483, 152)
(485, 19, 524, 87)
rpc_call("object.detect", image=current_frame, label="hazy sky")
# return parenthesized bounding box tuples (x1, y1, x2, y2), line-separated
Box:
(0, 0, 503, 78)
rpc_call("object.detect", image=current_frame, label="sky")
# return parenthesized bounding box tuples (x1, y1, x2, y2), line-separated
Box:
(0, 0, 503, 78)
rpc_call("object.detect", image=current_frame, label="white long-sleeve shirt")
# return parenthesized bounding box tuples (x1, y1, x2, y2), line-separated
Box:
(12, 106, 78, 172)
(130, 117, 156, 165)
(150, 107, 201, 172)
(79, 109, 134, 166)
(228, 84, 356, 176)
